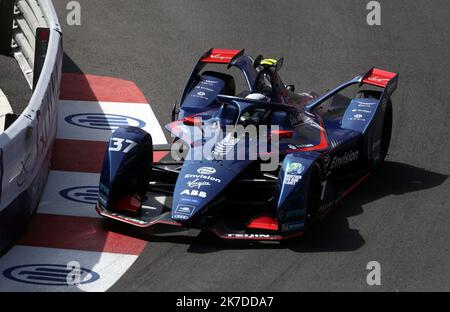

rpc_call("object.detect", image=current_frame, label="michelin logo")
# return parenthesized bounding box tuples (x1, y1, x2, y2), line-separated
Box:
(330, 150, 359, 169)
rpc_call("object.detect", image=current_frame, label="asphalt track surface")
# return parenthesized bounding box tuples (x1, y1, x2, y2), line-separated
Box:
(53, 0, 450, 291)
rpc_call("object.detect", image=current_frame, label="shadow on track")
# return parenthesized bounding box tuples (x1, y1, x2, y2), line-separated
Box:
(63, 52, 84, 74)
(104, 161, 448, 253)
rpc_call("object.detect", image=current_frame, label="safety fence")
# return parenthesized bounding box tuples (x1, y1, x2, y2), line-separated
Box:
(0, 0, 62, 253)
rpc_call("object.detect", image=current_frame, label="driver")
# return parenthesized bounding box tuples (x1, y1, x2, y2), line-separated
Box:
(239, 108, 268, 126)
(245, 93, 269, 102)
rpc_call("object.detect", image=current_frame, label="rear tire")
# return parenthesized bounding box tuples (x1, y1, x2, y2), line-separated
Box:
(380, 101, 393, 163)
(305, 165, 322, 230)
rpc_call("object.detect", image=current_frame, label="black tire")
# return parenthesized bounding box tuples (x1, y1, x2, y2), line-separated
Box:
(304, 164, 322, 230)
(379, 101, 393, 163)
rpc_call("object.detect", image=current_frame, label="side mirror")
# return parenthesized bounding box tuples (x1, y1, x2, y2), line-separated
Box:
(286, 85, 295, 92)
(253, 55, 263, 69)
(275, 57, 284, 72)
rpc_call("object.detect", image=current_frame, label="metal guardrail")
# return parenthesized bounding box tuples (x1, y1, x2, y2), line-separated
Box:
(0, 0, 62, 253)
(11, 0, 49, 88)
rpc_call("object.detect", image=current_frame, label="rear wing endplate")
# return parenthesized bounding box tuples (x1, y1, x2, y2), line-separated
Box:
(361, 67, 399, 97)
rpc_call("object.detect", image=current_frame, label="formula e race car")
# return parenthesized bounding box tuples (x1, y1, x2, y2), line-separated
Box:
(96, 48, 398, 241)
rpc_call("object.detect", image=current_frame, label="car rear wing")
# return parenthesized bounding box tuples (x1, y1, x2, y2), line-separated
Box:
(361, 67, 399, 97)
(200, 48, 245, 64)
(306, 67, 399, 112)
(179, 48, 245, 109)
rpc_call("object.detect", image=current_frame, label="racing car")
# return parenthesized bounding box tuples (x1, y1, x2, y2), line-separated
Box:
(96, 48, 398, 241)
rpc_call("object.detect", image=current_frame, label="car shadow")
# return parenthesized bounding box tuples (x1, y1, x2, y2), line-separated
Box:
(106, 161, 448, 254)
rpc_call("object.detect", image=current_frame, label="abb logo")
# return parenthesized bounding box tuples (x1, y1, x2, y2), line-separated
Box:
(180, 189, 207, 198)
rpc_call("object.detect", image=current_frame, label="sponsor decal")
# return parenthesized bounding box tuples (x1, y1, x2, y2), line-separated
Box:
(226, 234, 271, 239)
(286, 163, 304, 175)
(180, 189, 207, 198)
(187, 178, 211, 189)
(60, 186, 99, 204)
(213, 133, 240, 156)
(197, 167, 216, 175)
(284, 163, 304, 186)
(357, 101, 377, 108)
(192, 89, 209, 100)
(210, 53, 232, 61)
(202, 79, 219, 86)
(284, 175, 302, 186)
(3, 264, 99, 286)
(281, 221, 305, 232)
(184, 174, 221, 183)
(288, 144, 314, 150)
(65, 113, 146, 130)
(109, 212, 147, 225)
(349, 113, 366, 122)
(180, 197, 200, 204)
(352, 109, 372, 113)
(197, 86, 214, 92)
(369, 76, 389, 83)
(174, 204, 196, 217)
(330, 150, 359, 169)
(173, 214, 189, 220)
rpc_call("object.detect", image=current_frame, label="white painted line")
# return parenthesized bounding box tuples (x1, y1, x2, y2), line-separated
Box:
(0, 246, 137, 292)
(57, 100, 167, 144)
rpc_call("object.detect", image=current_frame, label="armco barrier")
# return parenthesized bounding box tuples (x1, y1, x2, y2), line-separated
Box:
(0, 0, 62, 253)
(12, 0, 49, 87)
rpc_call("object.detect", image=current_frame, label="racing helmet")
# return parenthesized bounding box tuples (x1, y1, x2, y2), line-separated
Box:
(245, 93, 269, 102)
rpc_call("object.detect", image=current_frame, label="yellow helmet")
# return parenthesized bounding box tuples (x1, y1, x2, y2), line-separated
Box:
(260, 58, 278, 67)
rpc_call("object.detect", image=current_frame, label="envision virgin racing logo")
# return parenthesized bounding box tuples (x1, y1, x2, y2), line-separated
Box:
(184, 174, 221, 183)
(330, 150, 359, 169)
